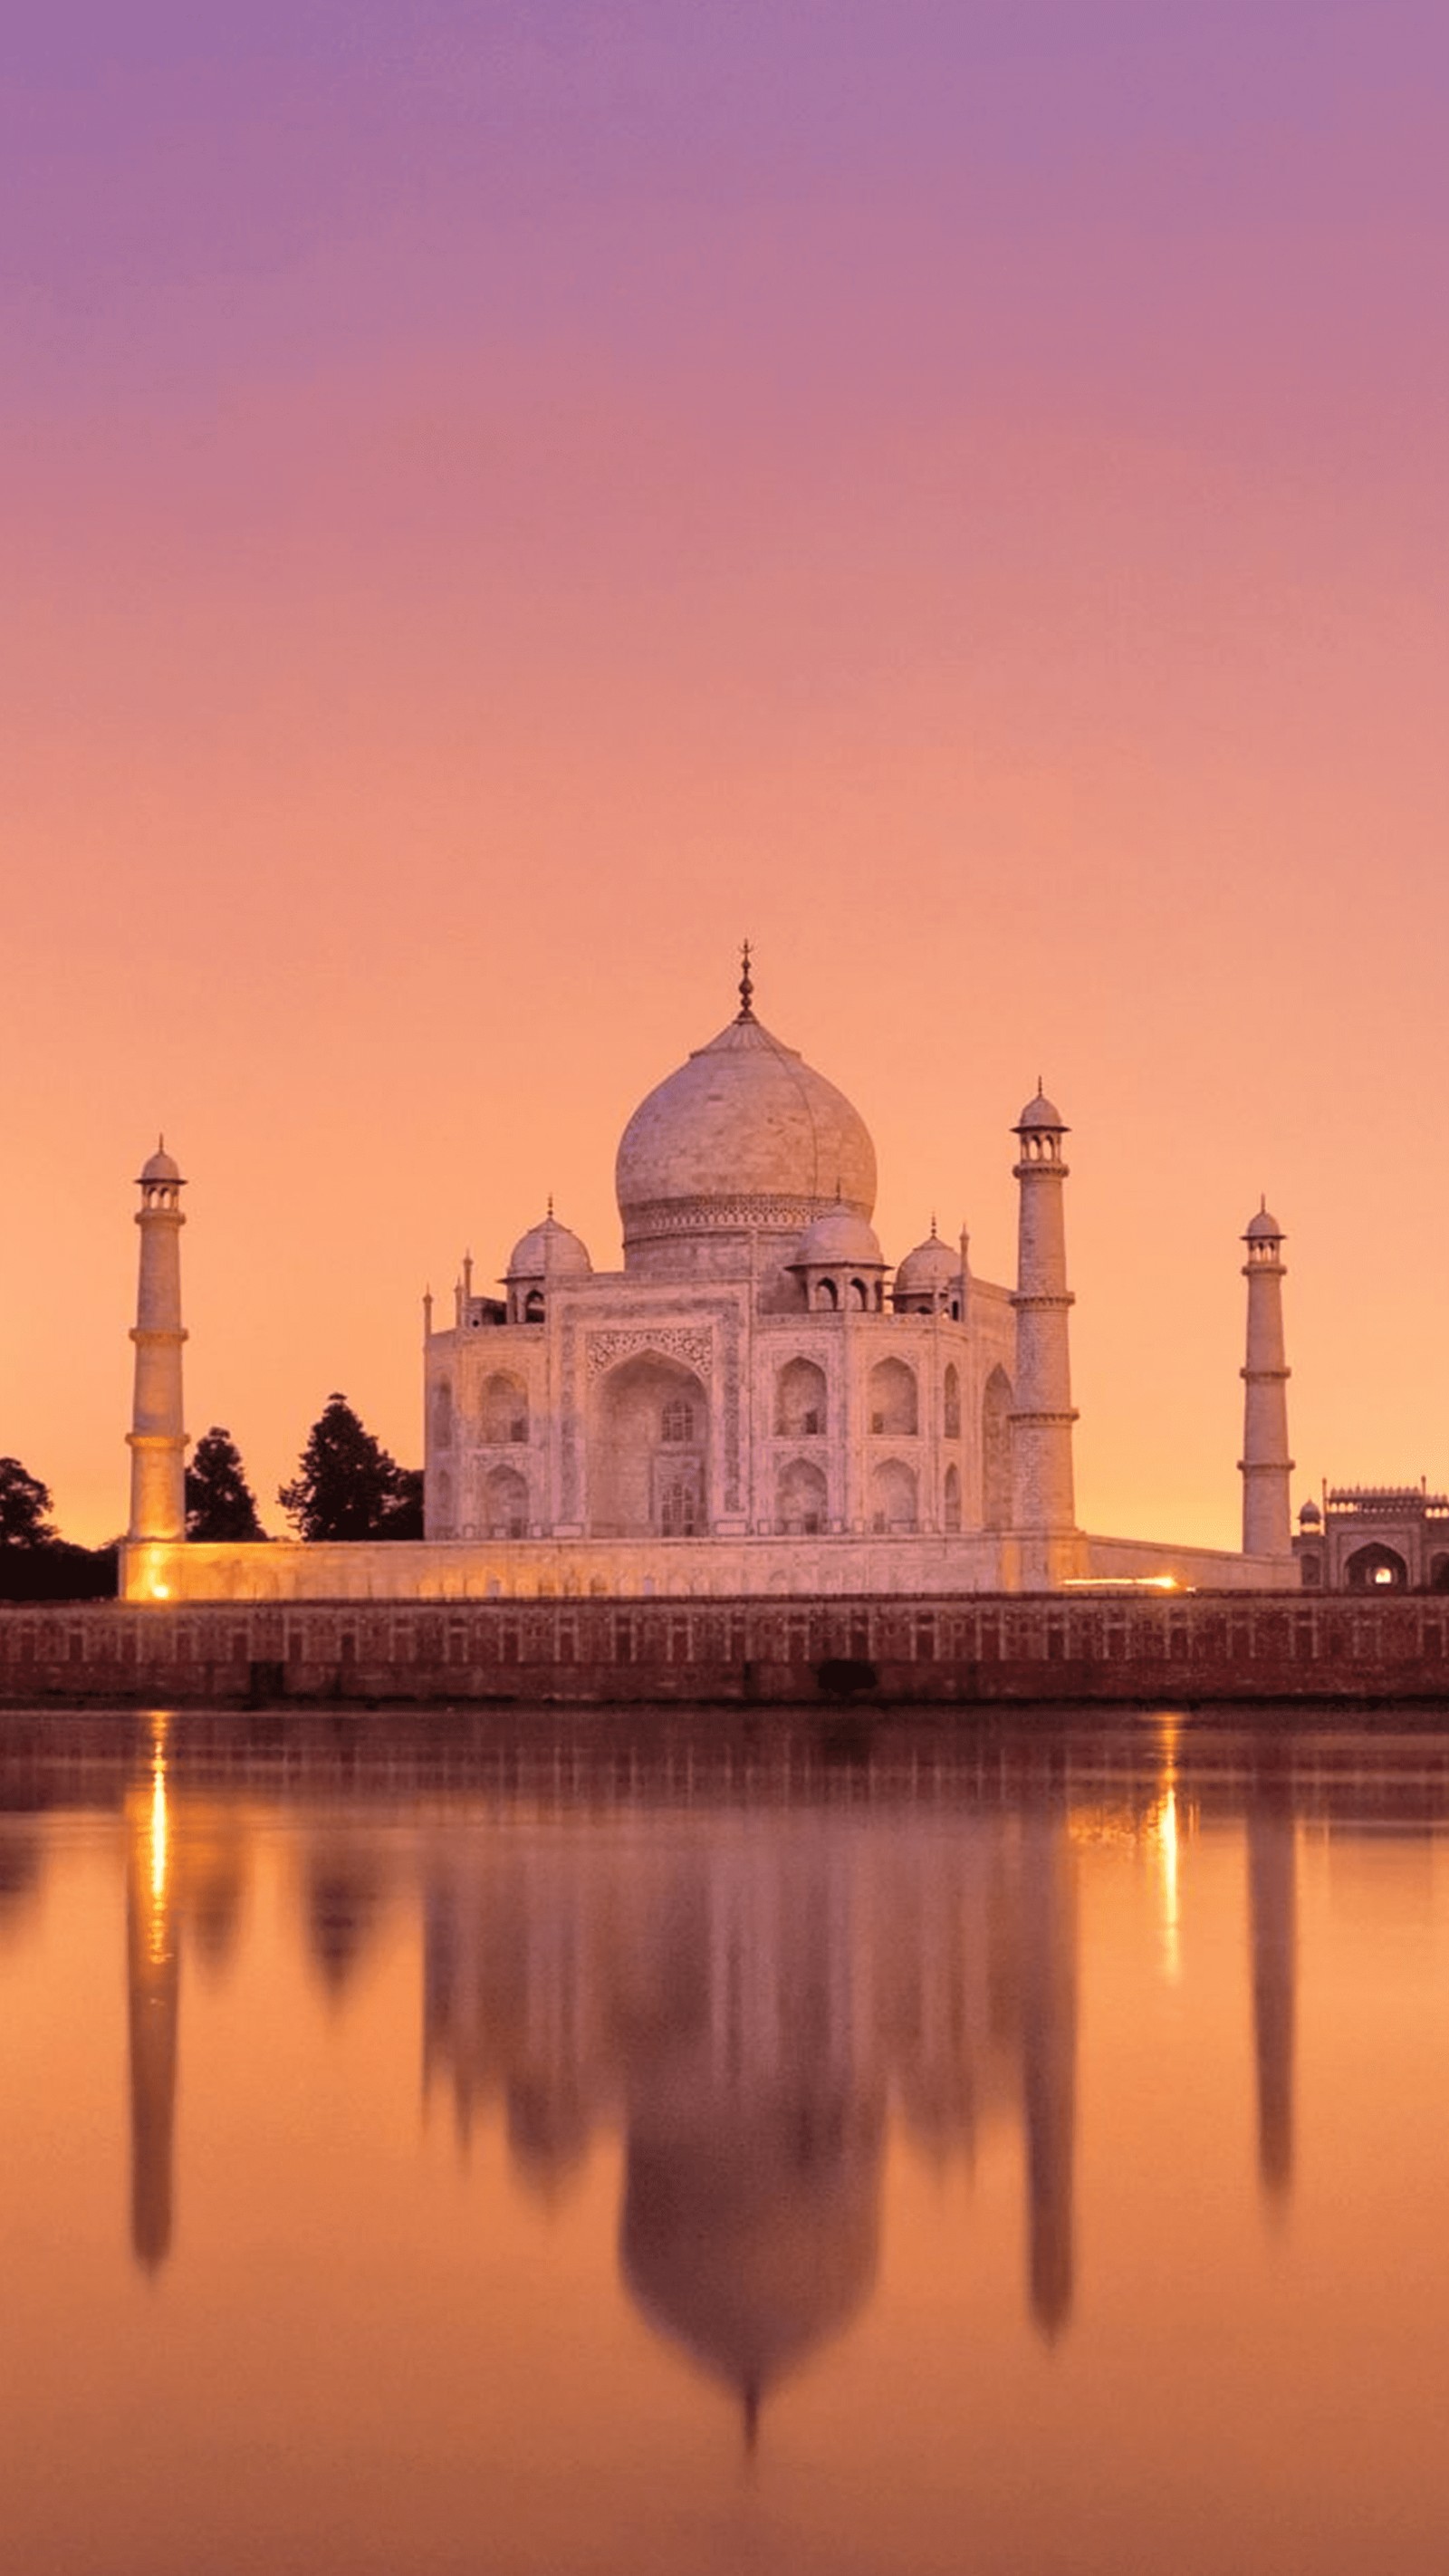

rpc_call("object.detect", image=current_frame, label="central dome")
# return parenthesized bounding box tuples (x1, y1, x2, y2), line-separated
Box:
(616, 1006, 877, 1270)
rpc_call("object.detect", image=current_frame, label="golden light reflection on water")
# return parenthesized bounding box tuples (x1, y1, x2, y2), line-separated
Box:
(6, 1718, 1449, 2576)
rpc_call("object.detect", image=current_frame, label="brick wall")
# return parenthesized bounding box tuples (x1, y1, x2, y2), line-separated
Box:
(3, 1592, 1448, 1706)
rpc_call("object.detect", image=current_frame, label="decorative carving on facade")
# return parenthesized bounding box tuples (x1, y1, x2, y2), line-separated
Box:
(623, 1192, 868, 1237)
(561, 1322, 579, 1520)
(586, 1327, 715, 1380)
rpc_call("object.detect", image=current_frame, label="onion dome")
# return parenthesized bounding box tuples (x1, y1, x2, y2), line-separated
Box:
(894, 1227, 957, 1299)
(139, 1138, 181, 1184)
(1016, 1086, 1065, 1131)
(791, 1206, 884, 1270)
(505, 1211, 592, 1280)
(1299, 1499, 1322, 1527)
(616, 958, 877, 1269)
(621, 2091, 880, 2429)
(1244, 1203, 1282, 1241)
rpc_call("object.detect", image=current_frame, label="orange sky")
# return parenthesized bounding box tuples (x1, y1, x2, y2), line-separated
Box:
(5, 4, 1447, 1545)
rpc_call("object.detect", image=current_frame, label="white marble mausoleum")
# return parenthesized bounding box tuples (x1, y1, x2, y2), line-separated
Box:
(120, 956, 1300, 1600)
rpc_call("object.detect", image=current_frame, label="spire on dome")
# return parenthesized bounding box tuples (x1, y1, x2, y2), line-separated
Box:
(737, 939, 754, 1023)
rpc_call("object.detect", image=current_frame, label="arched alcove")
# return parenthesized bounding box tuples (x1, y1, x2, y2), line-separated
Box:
(432, 1378, 454, 1449)
(943, 1364, 961, 1441)
(944, 1464, 962, 1533)
(1345, 1541, 1408, 1591)
(868, 1359, 917, 1437)
(777, 1457, 828, 1534)
(481, 1373, 529, 1445)
(590, 1353, 709, 1537)
(870, 1458, 917, 1533)
(982, 1366, 1012, 1529)
(484, 1464, 529, 1539)
(776, 1358, 828, 1438)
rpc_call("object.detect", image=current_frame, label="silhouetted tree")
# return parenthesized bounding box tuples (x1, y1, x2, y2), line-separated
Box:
(380, 1466, 425, 1539)
(186, 1427, 264, 1542)
(279, 1394, 421, 1541)
(0, 1457, 57, 1549)
(0, 1460, 115, 1597)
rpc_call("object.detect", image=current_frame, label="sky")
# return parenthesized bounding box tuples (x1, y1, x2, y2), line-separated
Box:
(4, 0, 1448, 1547)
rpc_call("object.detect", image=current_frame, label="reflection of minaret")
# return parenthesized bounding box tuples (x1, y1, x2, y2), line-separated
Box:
(0, 1824, 43, 1931)
(303, 1840, 389, 2000)
(1246, 1779, 1296, 2205)
(125, 1725, 179, 2273)
(1019, 1812, 1077, 2340)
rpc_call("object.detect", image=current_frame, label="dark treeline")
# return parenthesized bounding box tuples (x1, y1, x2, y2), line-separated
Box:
(1, 1397, 423, 1600)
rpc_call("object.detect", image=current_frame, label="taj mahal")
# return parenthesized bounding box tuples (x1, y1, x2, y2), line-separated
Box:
(120, 953, 1299, 1602)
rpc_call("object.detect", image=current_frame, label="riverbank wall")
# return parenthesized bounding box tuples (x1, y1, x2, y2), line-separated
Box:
(3, 1592, 1448, 1709)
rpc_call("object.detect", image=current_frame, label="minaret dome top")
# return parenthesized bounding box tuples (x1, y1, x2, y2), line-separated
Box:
(1015, 1085, 1066, 1134)
(139, 1138, 182, 1187)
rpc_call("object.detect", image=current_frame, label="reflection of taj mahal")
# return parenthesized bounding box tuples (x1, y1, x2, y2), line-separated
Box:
(121, 955, 1300, 1600)
(97, 1742, 1302, 2417)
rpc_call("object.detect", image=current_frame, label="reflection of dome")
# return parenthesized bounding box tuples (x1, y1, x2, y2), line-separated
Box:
(506, 1214, 592, 1280)
(621, 2087, 881, 2420)
(616, 1011, 877, 1261)
(139, 1140, 181, 1183)
(895, 1230, 956, 1298)
(792, 1206, 883, 1269)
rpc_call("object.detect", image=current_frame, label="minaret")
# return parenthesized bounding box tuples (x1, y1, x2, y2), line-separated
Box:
(126, 1140, 187, 1543)
(1240, 1203, 1293, 1559)
(1011, 1089, 1078, 1546)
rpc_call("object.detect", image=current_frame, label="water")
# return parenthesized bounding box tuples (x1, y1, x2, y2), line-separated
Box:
(5, 1708, 1449, 2576)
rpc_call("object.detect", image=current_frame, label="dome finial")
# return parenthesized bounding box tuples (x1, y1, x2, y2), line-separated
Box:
(737, 939, 754, 1023)
(547, 1191, 554, 1219)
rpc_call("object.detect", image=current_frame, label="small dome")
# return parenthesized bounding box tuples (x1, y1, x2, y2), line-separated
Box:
(895, 1231, 957, 1296)
(506, 1213, 592, 1281)
(1016, 1089, 1065, 1132)
(139, 1139, 181, 1184)
(1299, 1499, 1322, 1526)
(791, 1206, 883, 1269)
(1244, 1206, 1282, 1241)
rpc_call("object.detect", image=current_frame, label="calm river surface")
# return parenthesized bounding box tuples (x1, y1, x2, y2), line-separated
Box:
(5, 1707, 1449, 2576)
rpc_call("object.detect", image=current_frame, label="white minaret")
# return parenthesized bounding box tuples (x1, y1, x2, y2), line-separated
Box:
(1240, 1202, 1293, 1559)
(126, 1140, 187, 1543)
(1011, 1089, 1078, 1545)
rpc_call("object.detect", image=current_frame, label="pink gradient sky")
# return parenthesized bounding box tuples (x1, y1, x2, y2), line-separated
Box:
(5, 2, 1447, 1546)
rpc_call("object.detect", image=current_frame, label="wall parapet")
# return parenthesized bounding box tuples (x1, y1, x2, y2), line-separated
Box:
(3, 1591, 1447, 1708)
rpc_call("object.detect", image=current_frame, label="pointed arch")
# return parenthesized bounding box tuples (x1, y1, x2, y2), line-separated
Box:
(481, 1373, 529, 1444)
(776, 1357, 828, 1438)
(483, 1464, 529, 1539)
(868, 1358, 917, 1437)
(776, 1457, 828, 1535)
(870, 1458, 917, 1533)
(982, 1366, 1012, 1529)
